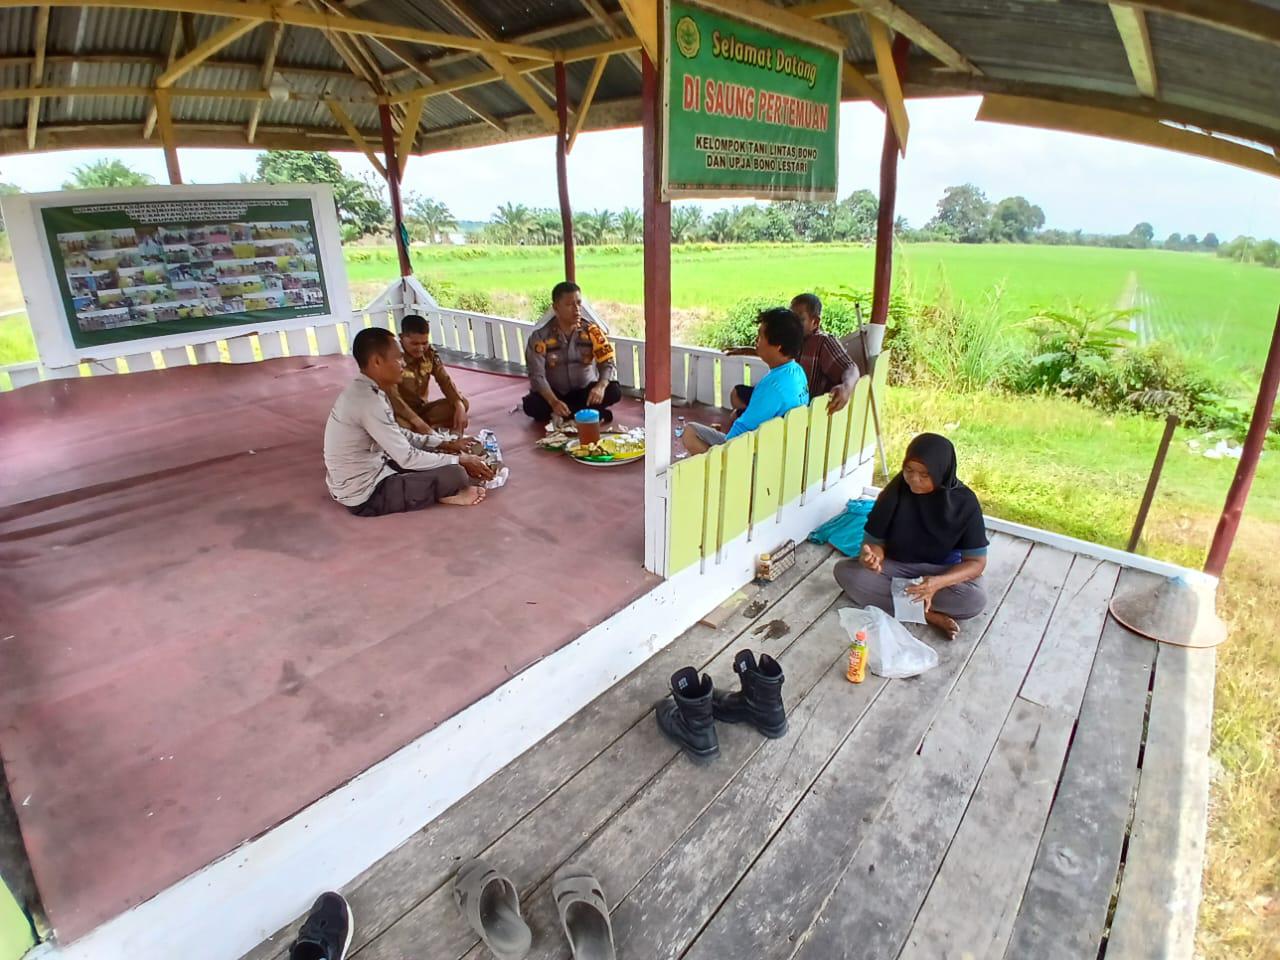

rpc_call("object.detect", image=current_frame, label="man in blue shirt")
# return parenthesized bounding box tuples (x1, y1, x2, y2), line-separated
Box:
(683, 307, 809, 455)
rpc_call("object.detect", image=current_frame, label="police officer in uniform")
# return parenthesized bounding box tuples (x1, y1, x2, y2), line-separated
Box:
(522, 280, 621, 422)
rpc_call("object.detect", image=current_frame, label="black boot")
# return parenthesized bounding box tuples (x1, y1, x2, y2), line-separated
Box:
(656, 667, 719, 762)
(713, 650, 787, 738)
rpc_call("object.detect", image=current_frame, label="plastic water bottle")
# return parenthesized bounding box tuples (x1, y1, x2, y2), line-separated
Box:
(479, 429, 499, 458)
(847, 630, 868, 684)
(674, 416, 686, 439)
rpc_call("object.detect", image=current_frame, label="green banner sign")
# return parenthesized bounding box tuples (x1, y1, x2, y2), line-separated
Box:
(40, 196, 331, 350)
(663, 0, 841, 200)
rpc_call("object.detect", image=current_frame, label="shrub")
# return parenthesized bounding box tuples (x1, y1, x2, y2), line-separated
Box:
(527, 287, 552, 322)
(454, 289, 494, 314)
(1018, 303, 1137, 398)
(697, 294, 790, 350)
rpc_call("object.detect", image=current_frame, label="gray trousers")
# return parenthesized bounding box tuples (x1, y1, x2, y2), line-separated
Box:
(350, 464, 468, 517)
(834, 557, 988, 620)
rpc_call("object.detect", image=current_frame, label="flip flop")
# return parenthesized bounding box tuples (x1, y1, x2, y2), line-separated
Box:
(553, 870, 617, 960)
(453, 859, 532, 960)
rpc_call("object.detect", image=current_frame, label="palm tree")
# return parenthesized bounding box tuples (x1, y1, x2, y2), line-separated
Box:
(574, 211, 603, 245)
(534, 208, 563, 245)
(62, 159, 154, 190)
(618, 207, 642, 244)
(671, 205, 704, 243)
(492, 202, 533, 244)
(405, 194, 457, 244)
(706, 209, 735, 243)
(592, 208, 617, 243)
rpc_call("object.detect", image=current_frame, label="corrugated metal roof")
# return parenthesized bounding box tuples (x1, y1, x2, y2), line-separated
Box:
(0, 0, 1276, 159)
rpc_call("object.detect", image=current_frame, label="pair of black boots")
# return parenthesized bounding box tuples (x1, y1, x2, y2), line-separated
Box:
(656, 650, 786, 761)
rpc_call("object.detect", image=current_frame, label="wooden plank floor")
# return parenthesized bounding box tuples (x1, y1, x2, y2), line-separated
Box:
(245, 534, 1215, 960)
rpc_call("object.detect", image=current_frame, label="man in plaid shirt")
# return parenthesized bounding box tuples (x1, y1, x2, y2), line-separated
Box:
(727, 293, 860, 414)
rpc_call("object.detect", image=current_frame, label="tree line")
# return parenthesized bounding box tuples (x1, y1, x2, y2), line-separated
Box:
(2, 155, 1276, 270)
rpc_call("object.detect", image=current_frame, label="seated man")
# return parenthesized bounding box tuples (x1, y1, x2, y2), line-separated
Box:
(726, 292, 860, 413)
(522, 280, 621, 422)
(683, 307, 809, 454)
(325, 327, 493, 516)
(389, 314, 469, 434)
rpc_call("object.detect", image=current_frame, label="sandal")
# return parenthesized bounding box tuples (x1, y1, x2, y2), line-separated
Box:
(453, 859, 532, 959)
(553, 869, 616, 960)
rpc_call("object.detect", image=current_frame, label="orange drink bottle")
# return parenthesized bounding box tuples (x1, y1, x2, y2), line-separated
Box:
(847, 629, 868, 683)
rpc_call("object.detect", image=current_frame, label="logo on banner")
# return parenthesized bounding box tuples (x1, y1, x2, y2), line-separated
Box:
(676, 15, 700, 58)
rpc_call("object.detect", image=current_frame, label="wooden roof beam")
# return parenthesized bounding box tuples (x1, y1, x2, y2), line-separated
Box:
(153, 88, 182, 183)
(576, 0, 642, 74)
(802, 0, 981, 76)
(26, 6, 50, 151)
(1084, 0, 1280, 48)
(864, 14, 908, 153)
(617, 0, 658, 64)
(1111, 4, 1158, 97)
(144, 13, 184, 139)
(978, 93, 1280, 177)
(398, 93, 426, 176)
(156, 18, 264, 88)
(566, 54, 608, 152)
(432, 0, 559, 128)
(247, 21, 287, 143)
(14, 0, 558, 62)
(325, 97, 386, 176)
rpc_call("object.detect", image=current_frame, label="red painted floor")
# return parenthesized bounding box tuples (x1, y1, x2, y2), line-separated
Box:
(0, 357, 657, 941)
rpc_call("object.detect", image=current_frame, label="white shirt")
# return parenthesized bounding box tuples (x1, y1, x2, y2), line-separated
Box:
(324, 373, 459, 507)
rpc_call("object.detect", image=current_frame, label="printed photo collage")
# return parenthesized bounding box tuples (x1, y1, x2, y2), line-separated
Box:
(57, 220, 326, 333)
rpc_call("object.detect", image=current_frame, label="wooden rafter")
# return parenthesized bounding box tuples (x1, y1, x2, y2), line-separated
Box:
(905, 64, 1280, 152)
(433, 0, 558, 126)
(156, 18, 263, 88)
(247, 21, 286, 143)
(843, 62, 885, 109)
(1082, 0, 1280, 48)
(805, 0, 981, 76)
(617, 0, 658, 64)
(179, 12, 197, 53)
(145, 13, 185, 139)
(9, 0, 557, 61)
(864, 15, 908, 153)
(325, 97, 387, 176)
(0, 84, 375, 103)
(26, 6, 50, 151)
(1111, 4, 1158, 98)
(577, 0, 642, 74)
(567, 54, 609, 153)
(153, 88, 182, 183)
(977, 94, 1280, 178)
(398, 93, 425, 176)
(315, 0, 504, 132)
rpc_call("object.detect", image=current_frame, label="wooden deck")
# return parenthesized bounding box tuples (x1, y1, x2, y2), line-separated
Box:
(246, 533, 1215, 960)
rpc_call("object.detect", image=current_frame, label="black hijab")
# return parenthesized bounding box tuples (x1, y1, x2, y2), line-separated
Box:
(865, 433, 988, 564)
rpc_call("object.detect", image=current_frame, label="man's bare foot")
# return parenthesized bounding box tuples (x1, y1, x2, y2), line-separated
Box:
(440, 487, 486, 507)
(925, 610, 960, 641)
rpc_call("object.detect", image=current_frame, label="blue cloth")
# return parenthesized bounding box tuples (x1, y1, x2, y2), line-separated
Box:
(808, 498, 876, 557)
(725, 360, 809, 440)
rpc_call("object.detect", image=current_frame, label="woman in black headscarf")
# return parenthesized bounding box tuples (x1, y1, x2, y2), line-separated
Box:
(834, 433, 988, 640)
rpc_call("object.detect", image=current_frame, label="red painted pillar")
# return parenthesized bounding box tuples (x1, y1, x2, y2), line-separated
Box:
(870, 35, 911, 326)
(378, 103, 413, 278)
(555, 60, 577, 283)
(1205, 306, 1280, 576)
(641, 51, 671, 401)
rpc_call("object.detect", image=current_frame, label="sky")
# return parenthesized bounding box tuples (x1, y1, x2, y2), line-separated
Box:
(1, 97, 1276, 240)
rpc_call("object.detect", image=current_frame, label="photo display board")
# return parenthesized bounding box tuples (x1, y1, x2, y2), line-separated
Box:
(2, 184, 351, 368)
(662, 0, 842, 201)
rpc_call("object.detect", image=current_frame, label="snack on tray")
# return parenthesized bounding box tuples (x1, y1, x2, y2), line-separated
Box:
(570, 430, 646, 462)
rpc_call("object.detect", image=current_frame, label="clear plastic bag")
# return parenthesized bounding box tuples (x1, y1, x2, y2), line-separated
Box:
(838, 606, 939, 679)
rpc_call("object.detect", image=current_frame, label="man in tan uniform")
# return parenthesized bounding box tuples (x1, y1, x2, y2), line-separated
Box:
(522, 281, 621, 422)
(389, 314, 470, 434)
